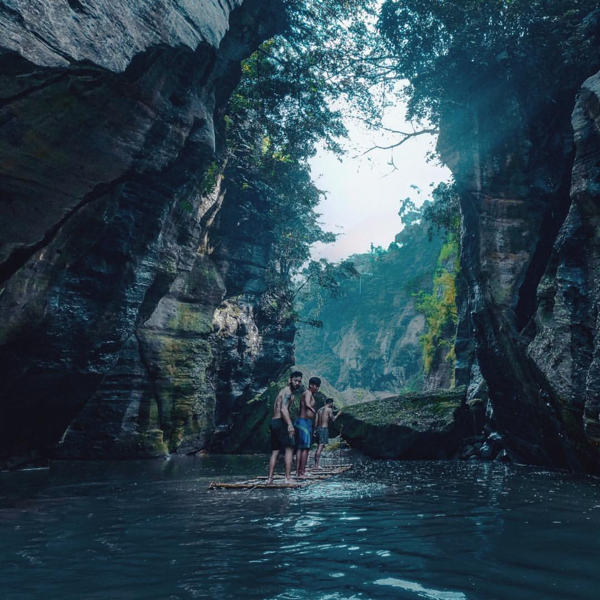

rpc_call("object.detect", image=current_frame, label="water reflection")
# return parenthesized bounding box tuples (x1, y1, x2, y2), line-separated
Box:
(1, 456, 600, 599)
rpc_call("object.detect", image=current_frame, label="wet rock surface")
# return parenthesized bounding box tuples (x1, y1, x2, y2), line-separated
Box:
(528, 72, 600, 453)
(0, 0, 289, 464)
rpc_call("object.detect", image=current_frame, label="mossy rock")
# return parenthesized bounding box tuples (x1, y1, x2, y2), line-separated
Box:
(219, 382, 279, 453)
(334, 387, 474, 459)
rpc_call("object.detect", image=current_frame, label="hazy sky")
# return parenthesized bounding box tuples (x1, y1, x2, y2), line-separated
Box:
(309, 116, 450, 262)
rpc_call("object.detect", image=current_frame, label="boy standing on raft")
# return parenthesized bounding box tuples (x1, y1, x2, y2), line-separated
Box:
(314, 398, 342, 469)
(267, 371, 302, 485)
(294, 376, 320, 478)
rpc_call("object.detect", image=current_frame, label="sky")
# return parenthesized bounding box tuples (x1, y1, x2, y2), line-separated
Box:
(309, 115, 450, 262)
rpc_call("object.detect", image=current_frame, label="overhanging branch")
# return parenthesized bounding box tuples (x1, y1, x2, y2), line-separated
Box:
(361, 127, 438, 156)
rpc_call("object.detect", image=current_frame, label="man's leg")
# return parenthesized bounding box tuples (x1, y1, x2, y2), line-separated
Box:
(297, 449, 305, 477)
(284, 446, 294, 482)
(267, 450, 279, 484)
(302, 449, 310, 476)
(314, 444, 324, 468)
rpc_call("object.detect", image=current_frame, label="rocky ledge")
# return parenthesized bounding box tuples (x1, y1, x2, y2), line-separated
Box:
(334, 388, 485, 460)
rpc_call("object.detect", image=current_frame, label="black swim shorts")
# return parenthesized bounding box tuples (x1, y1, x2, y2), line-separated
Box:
(270, 418, 295, 451)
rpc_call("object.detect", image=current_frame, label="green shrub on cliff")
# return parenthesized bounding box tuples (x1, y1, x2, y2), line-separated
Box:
(416, 238, 459, 376)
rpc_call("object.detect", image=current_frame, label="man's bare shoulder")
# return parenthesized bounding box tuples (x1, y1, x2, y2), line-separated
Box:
(277, 385, 292, 399)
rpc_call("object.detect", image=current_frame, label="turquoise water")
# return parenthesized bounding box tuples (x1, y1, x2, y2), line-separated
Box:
(1, 455, 600, 599)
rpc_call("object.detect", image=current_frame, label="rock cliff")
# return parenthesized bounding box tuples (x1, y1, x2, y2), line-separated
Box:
(438, 61, 600, 471)
(296, 220, 445, 396)
(528, 72, 600, 456)
(0, 0, 291, 465)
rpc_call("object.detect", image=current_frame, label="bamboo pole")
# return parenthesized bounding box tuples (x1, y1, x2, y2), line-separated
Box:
(208, 464, 352, 490)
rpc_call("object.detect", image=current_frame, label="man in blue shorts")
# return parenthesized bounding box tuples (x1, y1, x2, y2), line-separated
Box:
(294, 376, 320, 478)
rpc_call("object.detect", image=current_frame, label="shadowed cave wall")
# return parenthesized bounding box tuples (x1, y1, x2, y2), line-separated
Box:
(0, 0, 293, 465)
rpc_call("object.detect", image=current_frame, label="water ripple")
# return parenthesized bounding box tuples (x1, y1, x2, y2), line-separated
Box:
(1, 456, 600, 599)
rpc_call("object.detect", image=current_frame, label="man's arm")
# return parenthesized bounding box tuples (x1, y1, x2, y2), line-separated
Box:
(332, 406, 342, 421)
(280, 391, 295, 431)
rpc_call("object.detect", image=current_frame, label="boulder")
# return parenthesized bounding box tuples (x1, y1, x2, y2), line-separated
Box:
(334, 388, 474, 460)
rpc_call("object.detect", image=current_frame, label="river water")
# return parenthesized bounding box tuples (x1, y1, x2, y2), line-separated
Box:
(1, 454, 600, 599)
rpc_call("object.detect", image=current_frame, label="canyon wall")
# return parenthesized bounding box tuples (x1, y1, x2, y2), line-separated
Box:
(439, 63, 600, 471)
(296, 223, 445, 397)
(0, 0, 292, 466)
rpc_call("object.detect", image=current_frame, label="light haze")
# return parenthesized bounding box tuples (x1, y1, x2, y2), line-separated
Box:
(309, 116, 450, 262)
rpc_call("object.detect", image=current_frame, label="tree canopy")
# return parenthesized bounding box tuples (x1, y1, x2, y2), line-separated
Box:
(218, 1, 385, 321)
(378, 0, 600, 125)
(217, 0, 600, 326)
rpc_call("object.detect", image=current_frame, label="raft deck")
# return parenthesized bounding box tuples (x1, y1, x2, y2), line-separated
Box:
(208, 464, 353, 490)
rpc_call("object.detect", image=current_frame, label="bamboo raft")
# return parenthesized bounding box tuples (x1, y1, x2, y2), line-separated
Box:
(208, 464, 353, 490)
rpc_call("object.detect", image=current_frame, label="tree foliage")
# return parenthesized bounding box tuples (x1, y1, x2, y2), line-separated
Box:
(421, 182, 461, 241)
(399, 181, 461, 243)
(230, 0, 384, 160)
(219, 1, 383, 323)
(378, 0, 600, 125)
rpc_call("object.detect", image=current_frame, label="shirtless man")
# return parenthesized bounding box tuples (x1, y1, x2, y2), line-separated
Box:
(313, 398, 342, 469)
(294, 376, 320, 478)
(267, 371, 302, 484)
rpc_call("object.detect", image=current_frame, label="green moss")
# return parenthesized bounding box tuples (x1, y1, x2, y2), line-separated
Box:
(416, 239, 459, 375)
(344, 388, 465, 429)
(125, 429, 169, 457)
(200, 161, 222, 196)
(168, 303, 214, 335)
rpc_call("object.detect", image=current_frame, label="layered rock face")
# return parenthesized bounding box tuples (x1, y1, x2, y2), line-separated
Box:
(439, 68, 600, 471)
(0, 0, 291, 464)
(529, 74, 600, 453)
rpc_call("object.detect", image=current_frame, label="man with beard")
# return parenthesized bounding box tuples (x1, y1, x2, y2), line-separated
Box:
(267, 371, 302, 484)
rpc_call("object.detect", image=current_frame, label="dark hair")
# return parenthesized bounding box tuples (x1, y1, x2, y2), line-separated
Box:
(325, 397, 334, 404)
(290, 370, 303, 379)
(309, 376, 321, 387)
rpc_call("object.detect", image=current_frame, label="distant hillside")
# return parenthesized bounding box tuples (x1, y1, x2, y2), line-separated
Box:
(296, 217, 448, 396)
